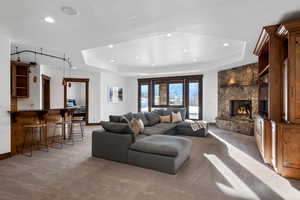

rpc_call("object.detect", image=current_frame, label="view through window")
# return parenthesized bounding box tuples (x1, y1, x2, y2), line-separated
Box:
(140, 84, 149, 112)
(169, 83, 183, 106)
(189, 81, 199, 119)
(138, 75, 202, 119)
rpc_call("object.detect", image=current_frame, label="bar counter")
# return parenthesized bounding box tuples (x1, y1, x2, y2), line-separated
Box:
(10, 108, 75, 155)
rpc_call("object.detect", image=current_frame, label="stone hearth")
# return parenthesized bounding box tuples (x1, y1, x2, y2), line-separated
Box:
(216, 63, 258, 136)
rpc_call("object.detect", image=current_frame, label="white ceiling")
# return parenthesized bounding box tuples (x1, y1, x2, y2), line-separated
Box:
(1, 0, 300, 76)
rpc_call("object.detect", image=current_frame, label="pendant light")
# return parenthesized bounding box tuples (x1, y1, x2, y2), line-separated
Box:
(62, 54, 67, 86)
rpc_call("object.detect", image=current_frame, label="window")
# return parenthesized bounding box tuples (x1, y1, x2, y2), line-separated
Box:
(138, 75, 202, 120)
(154, 83, 167, 105)
(140, 84, 149, 112)
(169, 83, 183, 106)
(188, 81, 199, 119)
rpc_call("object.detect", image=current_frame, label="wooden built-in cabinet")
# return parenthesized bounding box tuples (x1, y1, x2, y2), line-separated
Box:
(254, 20, 300, 179)
(11, 61, 30, 98)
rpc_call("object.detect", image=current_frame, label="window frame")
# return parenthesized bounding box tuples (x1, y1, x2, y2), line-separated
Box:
(138, 75, 203, 120)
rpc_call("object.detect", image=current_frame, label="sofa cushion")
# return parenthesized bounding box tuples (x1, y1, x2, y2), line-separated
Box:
(145, 112, 160, 126)
(143, 123, 176, 136)
(133, 112, 149, 126)
(121, 112, 133, 123)
(101, 121, 133, 134)
(167, 108, 187, 120)
(130, 135, 192, 157)
(109, 115, 122, 123)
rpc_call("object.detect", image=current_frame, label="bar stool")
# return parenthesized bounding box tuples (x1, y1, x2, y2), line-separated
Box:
(70, 116, 85, 142)
(23, 123, 48, 157)
(51, 121, 66, 149)
(52, 118, 74, 147)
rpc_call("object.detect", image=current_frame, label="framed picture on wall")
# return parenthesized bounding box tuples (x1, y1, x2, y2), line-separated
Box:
(108, 86, 123, 103)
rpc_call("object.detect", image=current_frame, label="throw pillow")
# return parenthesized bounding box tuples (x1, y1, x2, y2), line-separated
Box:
(171, 112, 182, 123)
(138, 119, 144, 133)
(160, 115, 171, 123)
(130, 118, 144, 136)
(167, 108, 187, 120)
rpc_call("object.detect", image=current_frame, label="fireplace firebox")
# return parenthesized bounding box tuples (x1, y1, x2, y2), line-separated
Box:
(230, 100, 252, 118)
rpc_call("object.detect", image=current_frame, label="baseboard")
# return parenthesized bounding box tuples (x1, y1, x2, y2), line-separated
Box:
(86, 123, 101, 126)
(0, 152, 11, 160)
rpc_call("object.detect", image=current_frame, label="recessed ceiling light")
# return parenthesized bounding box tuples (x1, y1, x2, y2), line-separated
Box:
(61, 6, 79, 16)
(193, 58, 198, 62)
(110, 59, 115, 63)
(135, 56, 140, 59)
(71, 66, 77, 70)
(183, 49, 188, 53)
(128, 16, 137, 21)
(223, 43, 229, 47)
(108, 44, 114, 48)
(166, 33, 172, 37)
(151, 63, 155, 66)
(44, 17, 55, 23)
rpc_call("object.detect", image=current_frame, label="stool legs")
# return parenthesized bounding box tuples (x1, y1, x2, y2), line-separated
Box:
(22, 127, 34, 157)
(22, 125, 49, 157)
(52, 124, 64, 149)
(39, 126, 49, 152)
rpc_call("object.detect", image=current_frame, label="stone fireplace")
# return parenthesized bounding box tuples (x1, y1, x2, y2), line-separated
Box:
(216, 63, 258, 136)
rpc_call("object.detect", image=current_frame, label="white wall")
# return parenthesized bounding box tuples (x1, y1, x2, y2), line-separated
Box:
(40, 65, 101, 123)
(202, 70, 218, 122)
(100, 71, 138, 121)
(0, 36, 10, 154)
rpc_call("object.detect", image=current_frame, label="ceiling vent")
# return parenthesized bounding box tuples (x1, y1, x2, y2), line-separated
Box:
(61, 6, 79, 16)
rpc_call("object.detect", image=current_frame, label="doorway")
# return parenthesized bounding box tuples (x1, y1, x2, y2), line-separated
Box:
(42, 74, 51, 110)
(63, 78, 89, 124)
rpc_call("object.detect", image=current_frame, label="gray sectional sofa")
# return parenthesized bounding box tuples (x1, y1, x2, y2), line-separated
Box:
(92, 108, 208, 174)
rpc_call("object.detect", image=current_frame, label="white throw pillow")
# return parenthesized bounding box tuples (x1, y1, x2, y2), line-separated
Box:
(172, 112, 182, 123)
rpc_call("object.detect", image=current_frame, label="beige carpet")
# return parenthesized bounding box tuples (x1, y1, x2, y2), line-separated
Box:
(1, 125, 300, 200)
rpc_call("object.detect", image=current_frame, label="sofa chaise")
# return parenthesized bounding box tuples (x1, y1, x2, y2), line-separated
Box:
(92, 108, 208, 174)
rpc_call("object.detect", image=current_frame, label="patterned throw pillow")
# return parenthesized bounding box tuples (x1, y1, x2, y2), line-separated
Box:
(160, 115, 171, 123)
(171, 112, 182, 123)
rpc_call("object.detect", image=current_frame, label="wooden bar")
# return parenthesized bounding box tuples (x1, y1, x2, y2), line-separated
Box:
(10, 108, 75, 155)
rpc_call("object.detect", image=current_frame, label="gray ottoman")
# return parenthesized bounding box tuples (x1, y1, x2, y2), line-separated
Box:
(128, 135, 192, 174)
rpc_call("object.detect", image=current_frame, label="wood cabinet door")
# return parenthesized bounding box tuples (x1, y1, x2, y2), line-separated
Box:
(282, 126, 300, 169)
(277, 124, 300, 179)
(289, 35, 300, 123)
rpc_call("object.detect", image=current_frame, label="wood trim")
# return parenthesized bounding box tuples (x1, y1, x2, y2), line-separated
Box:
(42, 74, 51, 110)
(63, 78, 89, 124)
(254, 25, 279, 56)
(42, 74, 51, 81)
(0, 152, 11, 160)
(277, 21, 300, 37)
(10, 61, 30, 67)
(138, 75, 203, 82)
(63, 78, 89, 83)
(138, 75, 203, 120)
